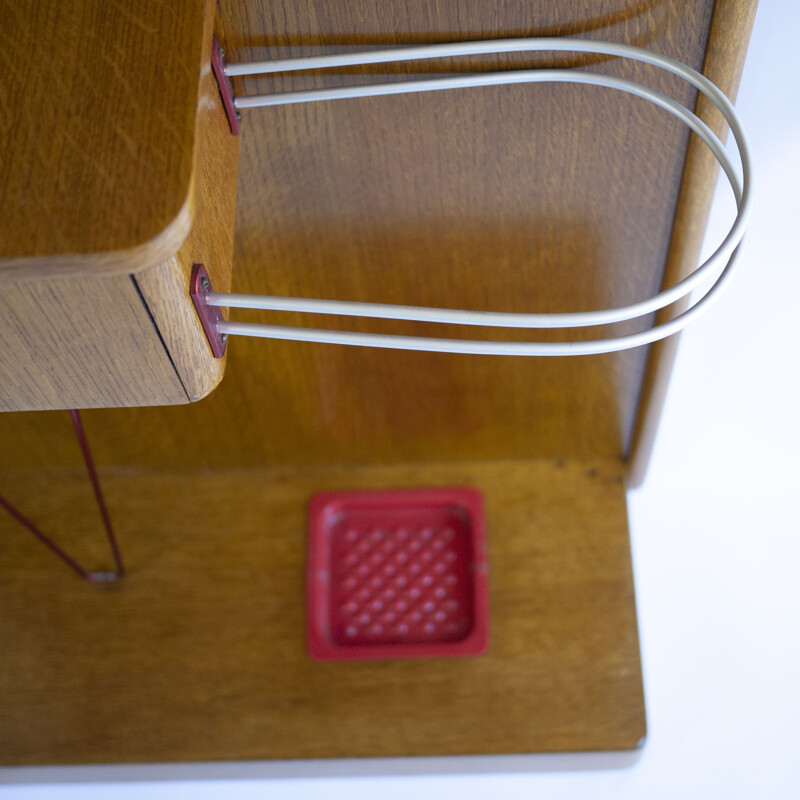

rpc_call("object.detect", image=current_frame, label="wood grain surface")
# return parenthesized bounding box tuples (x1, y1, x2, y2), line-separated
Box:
(0, 0, 240, 410)
(0, 458, 644, 763)
(1, 0, 758, 473)
(134, 9, 240, 401)
(0, 1, 759, 767)
(0, 274, 188, 411)
(0, 0, 212, 278)
(206, 0, 714, 466)
(627, 0, 758, 486)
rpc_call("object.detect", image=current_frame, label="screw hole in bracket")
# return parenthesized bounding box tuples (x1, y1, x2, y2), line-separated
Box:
(211, 35, 240, 136)
(190, 263, 227, 358)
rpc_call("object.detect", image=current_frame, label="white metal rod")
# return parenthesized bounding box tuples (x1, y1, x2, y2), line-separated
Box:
(215, 38, 752, 354)
(219, 72, 746, 329)
(215, 242, 743, 357)
(222, 37, 724, 88)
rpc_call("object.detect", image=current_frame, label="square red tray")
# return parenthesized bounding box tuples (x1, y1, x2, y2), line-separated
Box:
(307, 487, 489, 661)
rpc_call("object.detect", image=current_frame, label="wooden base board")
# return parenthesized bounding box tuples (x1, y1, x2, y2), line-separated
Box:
(0, 459, 645, 764)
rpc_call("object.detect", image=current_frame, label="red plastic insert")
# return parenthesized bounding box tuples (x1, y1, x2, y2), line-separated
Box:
(307, 488, 488, 661)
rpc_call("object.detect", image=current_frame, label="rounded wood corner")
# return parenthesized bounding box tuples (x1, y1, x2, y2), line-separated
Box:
(0, 194, 196, 283)
(187, 356, 228, 404)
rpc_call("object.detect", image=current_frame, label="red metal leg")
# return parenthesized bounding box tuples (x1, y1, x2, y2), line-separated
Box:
(0, 410, 124, 582)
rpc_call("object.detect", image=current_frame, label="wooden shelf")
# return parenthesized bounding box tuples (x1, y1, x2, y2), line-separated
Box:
(0, 0, 239, 411)
(0, 459, 644, 764)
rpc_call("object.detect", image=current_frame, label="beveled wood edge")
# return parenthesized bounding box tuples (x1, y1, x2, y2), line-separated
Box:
(129, 2, 237, 404)
(625, 0, 759, 488)
(0, 201, 194, 282)
(132, 258, 227, 403)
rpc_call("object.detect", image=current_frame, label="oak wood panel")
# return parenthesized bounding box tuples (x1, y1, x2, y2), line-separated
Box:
(627, 0, 758, 486)
(0, 0, 209, 279)
(0, 275, 187, 411)
(163, 0, 715, 466)
(0, 2, 754, 476)
(0, 458, 644, 763)
(0, 0, 712, 469)
(0, 0, 241, 410)
(134, 11, 240, 401)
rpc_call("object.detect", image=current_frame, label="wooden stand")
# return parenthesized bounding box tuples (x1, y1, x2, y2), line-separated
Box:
(0, 0, 757, 767)
(0, 460, 643, 763)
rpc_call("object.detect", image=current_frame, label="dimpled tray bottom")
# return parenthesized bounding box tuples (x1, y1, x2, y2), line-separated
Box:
(307, 488, 488, 661)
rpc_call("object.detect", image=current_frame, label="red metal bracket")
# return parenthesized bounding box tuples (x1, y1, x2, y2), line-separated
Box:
(211, 35, 240, 135)
(190, 263, 227, 358)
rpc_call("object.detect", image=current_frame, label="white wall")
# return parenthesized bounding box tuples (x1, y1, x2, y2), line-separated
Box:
(2, 3, 798, 797)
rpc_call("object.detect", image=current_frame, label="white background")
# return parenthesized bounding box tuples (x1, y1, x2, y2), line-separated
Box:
(2, 3, 799, 797)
